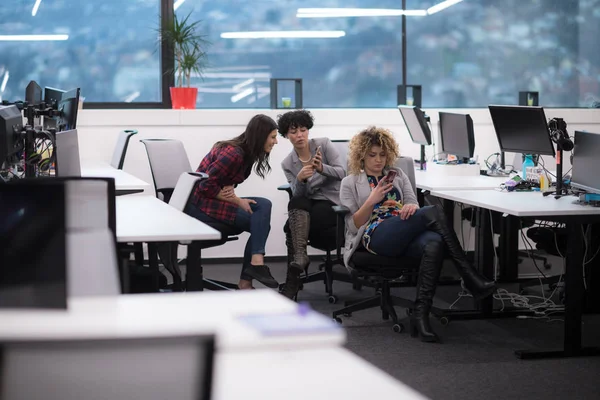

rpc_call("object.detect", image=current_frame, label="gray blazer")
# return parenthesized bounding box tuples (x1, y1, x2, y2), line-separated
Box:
(339, 167, 418, 270)
(281, 137, 346, 205)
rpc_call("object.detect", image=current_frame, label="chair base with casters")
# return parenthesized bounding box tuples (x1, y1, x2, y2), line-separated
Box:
(332, 249, 448, 333)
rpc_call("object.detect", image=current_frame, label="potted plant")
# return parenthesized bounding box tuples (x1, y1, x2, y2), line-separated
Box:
(159, 11, 210, 109)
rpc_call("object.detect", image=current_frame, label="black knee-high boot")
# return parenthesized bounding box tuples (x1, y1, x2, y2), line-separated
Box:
(287, 209, 311, 271)
(421, 205, 496, 300)
(410, 240, 444, 342)
(280, 231, 302, 300)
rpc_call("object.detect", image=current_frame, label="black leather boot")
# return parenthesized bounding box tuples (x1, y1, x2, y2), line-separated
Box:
(288, 209, 311, 271)
(410, 240, 444, 343)
(280, 231, 303, 300)
(421, 205, 496, 300)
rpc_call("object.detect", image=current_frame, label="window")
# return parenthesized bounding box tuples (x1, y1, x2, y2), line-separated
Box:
(176, 0, 403, 108)
(406, 0, 600, 107)
(0, 0, 161, 104)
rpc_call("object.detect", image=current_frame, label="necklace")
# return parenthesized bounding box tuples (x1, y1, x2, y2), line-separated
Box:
(298, 153, 312, 163)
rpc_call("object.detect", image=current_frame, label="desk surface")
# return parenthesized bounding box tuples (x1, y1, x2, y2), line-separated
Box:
(81, 162, 152, 194)
(415, 170, 507, 191)
(0, 291, 345, 352)
(430, 189, 600, 217)
(215, 348, 427, 400)
(116, 195, 221, 242)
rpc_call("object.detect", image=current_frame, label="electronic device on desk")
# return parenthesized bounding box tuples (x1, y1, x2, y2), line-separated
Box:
(398, 105, 431, 171)
(489, 105, 573, 199)
(0, 335, 215, 400)
(438, 111, 475, 165)
(570, 130, 600, 206)
(0, 181, 67, 309)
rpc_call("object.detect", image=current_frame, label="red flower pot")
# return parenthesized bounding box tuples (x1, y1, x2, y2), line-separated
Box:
(170, 87, 198, 109)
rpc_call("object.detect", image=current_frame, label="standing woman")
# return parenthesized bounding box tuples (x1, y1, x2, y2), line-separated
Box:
(278, 110, 346, 299)
(185, 114, 279, 290)
(340, 127, 495, 342)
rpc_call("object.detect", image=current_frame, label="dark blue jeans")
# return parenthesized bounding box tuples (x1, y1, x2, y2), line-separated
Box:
(368, 206, 444, 260)
(185, 197, 272, 281)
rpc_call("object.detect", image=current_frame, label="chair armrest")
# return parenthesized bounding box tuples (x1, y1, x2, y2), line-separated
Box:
(332, 205, 350, 215)
(189, 172, 208, 179)
(277, 183, 293, 199)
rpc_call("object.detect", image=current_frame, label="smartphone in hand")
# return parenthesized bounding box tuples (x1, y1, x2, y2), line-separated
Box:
(385, 169, 397, 183)
(315, 145, 322, 156)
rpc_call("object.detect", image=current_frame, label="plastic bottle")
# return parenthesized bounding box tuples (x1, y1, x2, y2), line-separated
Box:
(522, 154, 535, 180)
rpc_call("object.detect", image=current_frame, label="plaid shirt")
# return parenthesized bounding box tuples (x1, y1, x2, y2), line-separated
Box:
(190, 144, 249, 224)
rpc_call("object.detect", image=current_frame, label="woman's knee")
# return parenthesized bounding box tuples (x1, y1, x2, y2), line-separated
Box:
(288, 196, 311, 211)
(253, 197, 272, 213)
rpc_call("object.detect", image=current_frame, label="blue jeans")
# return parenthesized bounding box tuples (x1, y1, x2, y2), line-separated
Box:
(368, 206, 444, 260)
(185, 197, 272, 281)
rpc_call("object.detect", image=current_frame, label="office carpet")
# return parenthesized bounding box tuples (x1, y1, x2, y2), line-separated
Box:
(202, 261, 600, 400)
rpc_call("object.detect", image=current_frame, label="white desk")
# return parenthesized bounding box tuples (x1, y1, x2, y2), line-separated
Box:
(0, 291, 345, 352)
(415, 170, 507, 191)
(215, 348, 427, 400)
(429, 189, 600, 217)
(116, 195, 221, 243)
(430, 189, 600, 360)
(81, 162, 152, 195)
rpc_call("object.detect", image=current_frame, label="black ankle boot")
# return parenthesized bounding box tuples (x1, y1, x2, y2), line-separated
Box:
(288, 209, 311, 271)
(421, 205, 496, 300)
(410, 240, 444, 343)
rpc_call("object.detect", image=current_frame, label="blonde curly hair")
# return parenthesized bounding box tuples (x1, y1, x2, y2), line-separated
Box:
(347, 126, 400, 175)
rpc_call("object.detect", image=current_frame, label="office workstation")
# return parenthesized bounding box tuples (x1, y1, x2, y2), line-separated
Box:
(2, 1, 600, 399)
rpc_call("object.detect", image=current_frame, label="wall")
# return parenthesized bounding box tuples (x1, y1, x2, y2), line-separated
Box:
(77, 108, 600, 259)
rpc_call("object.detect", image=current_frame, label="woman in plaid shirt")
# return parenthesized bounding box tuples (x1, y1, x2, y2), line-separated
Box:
(185, 114, 279, 289)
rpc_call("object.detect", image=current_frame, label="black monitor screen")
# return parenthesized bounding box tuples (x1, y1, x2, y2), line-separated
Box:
(571, 131, 600, 194)
(488, 105, 555, 156)
(439, 112, 475, 159)
(0, 183, 67, 309)
(43, 86, 65, 109)
(398, 105, 432, 146)
(0, 105, 23, 162)
(55, 88, 80, 131)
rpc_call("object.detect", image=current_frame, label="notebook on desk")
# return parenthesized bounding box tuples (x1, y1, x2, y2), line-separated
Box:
(237, 308, 342, 336)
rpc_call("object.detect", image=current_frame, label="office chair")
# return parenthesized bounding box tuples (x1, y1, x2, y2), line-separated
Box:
(140, 139, 241, 291)
(278, 139, 358, 303)
(332, 156, 446, 332)
(110, 129, 138, 170)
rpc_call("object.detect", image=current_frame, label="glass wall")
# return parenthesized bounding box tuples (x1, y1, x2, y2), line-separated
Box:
(407, 0, 600, 107)
(176, 0, 403, 108)
(0, 0, 161, 104)
(1, 0, 597, 108)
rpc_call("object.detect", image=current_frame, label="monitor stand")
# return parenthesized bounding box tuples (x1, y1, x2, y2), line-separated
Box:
(542, 146, 568, 199)
(418, 145, 426, 171)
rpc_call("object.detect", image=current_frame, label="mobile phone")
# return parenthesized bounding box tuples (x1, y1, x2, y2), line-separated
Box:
(385, 169, 397, 183)
(315, 145, 322, 155)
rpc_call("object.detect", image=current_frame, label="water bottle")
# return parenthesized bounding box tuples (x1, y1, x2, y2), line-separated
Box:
(522, 154, 534, 180)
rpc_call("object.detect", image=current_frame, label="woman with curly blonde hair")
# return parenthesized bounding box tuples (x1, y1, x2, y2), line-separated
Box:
(340, 127, 495, 342)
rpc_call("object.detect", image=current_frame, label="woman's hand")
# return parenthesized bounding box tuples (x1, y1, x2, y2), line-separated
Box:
(312, 151, 323, 173)
(219, 185, 235, 199)
(236, 198, 256, 214)
(297, 165, 315, 182)
(400, 203, 419, 220)
(367, 178, 393, 206)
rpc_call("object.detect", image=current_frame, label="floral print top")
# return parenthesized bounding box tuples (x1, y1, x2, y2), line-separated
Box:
(362, 175, 404, 254)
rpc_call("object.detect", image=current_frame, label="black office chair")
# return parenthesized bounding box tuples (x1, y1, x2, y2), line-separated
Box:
(332, 157, 446, 332)
(140, 139, 241, 291)
(278, 139, 359, 303)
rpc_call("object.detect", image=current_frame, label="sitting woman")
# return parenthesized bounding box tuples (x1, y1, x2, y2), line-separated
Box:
(185, 114, 279, 290)
(340, 127, 496, 342)
(278, 110, 346, 299)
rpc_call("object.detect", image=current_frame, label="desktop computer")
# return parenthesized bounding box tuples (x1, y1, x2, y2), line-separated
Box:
(438, 111, 475, 164)
(571, 131, 600, 199)
(0, 335, 215, 400)
(398, 105, 432, 170)
(0, 181, 67, 308)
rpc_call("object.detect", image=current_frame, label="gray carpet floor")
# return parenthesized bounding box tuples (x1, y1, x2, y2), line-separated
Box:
(201, 260, 600, 400)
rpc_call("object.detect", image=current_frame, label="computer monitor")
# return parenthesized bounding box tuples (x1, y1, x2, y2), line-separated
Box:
(398, 105, 432, 146)
(0, 335, 215, 400)
(43, 86, 65, 109)
(55, 88, 80, 131)
(439, 112, 475, 161)
(571, 131, 600, 195)
(0, 182, 67, 309)
(55, 129, 82, 177)
(0, 105, 24, 165)
(25, 81, 43, 105)
(488, 105, 555, 156)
